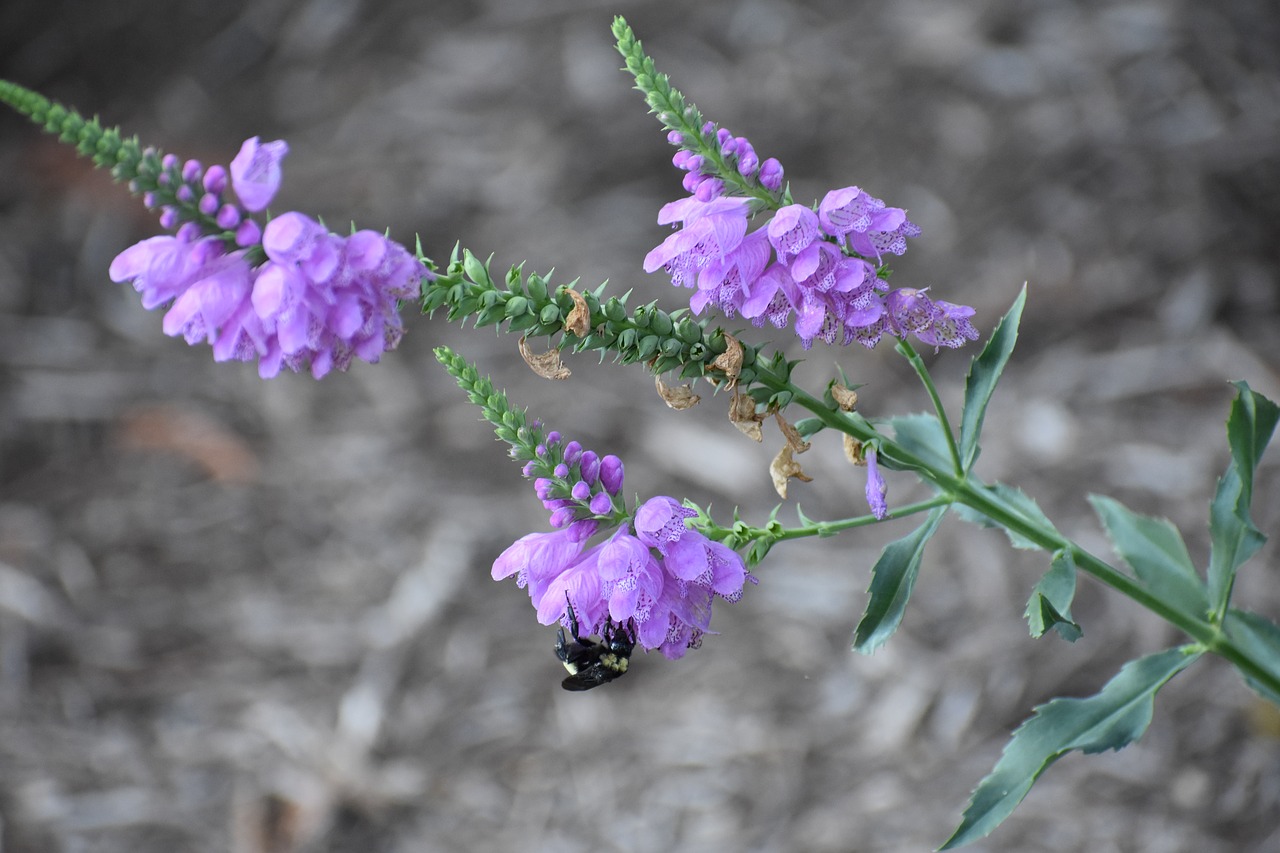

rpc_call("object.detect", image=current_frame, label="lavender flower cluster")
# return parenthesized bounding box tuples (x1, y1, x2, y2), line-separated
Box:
(109, 138, 426, 378)
(646, 125, 977, 351)
(493, 431, 752, 660)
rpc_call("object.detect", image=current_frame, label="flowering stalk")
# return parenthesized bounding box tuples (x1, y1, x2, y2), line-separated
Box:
(0, 80, 428, 379)
(435, 346, 753, 662)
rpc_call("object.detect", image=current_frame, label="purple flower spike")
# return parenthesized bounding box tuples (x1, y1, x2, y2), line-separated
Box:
(865, 448, 888, 520)
(229, 136, 288, 212)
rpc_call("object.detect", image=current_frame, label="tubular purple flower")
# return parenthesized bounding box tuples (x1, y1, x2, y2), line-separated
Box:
(691, 226, 771, 318)
(494, 528, 591, 621)
(644, 196, 752, 289)
(161, 251, 256, 346)
(229, 136, 288, 212)
(597, 532, 664, 624)
(634, 496, 698, 550)
(915, 300, 979, 349)
(865, 448, 888, 520)
(768, 204, 820, 265)
(109, 231, 227, 310)
(534, 545, 606, 631)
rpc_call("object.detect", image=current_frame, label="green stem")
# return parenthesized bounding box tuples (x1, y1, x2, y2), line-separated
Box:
(771, 495, 953, 542)
(753, 359, 1280, 699)
(896, 339, 964, 475)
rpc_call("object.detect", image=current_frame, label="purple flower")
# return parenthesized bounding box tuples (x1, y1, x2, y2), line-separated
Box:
(818, 186, 920, 260)
(108, 139, 427, 379)
(865, 448, 888, 520)
(644, 196, 752, 288)
(884, 288, 979, 350)
(690, 227, 772, 318)
(768, 204, 820, 265)
(229, 137, 289, 212)
(495, 477, 752, 661)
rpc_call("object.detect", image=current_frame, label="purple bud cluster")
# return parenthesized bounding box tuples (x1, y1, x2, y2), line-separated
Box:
(496, 433, 753, 660)
(646, 146, 977, 350)
(524, 430, 627, 541)
(109, 138, 427, 378)
(668, 122, 784, 202)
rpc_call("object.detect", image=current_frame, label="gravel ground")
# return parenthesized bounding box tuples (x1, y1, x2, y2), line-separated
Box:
(1, 1, 1279, 851)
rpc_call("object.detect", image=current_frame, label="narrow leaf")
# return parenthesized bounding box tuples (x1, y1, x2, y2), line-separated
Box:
(952, 481, 1058, 551)
(1207, 383, 1280, 615)
(852, 507, 946, 654)
(1089, 495, 1209, 620)
(941, 646, 1201, 849)
(1222, 609, 1280, 705)
(959, 285, 1026, 471)
(1025, 550, 1081, 641)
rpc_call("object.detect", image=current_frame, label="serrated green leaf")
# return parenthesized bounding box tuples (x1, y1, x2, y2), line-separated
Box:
(959, 285, 1026, 471)
(941, 646, 1201, 849)
(852, 507, 945, 654)
(1221, 609, 1280, 705)
(883, 413, 953, 473)
(1025, 551, 1081, 641)
(1207, 383, 1279, 617)
(1089, 495, 1209, 619)
(952, 481, 1057, 551)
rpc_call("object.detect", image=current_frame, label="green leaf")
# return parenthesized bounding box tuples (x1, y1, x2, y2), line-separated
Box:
(952, 481, 1058, 551)
(1207, 383, 1279, 617)
(1221, 609, 1280, 705)
(1089, 495, 1209, 620)
(959, 285, 1026, 471)
(941, 646, 1202, 849)
(852, 507, 946, 654)
(1025, 550, 1081, 641)
(883, 413, 953, 473)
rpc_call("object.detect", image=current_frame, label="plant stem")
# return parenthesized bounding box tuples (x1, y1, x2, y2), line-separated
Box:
(895, 339, 964, 475)
(752, 359, 1280, 699)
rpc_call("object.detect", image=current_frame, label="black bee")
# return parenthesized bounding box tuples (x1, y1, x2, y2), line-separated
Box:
(555, 598, 635, 691)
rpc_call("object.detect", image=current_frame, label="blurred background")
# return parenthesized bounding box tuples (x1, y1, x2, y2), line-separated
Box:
(1, 1, 1279, 850)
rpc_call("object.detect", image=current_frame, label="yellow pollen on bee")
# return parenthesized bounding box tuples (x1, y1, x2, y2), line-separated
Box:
(562, 662, 579, 675)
